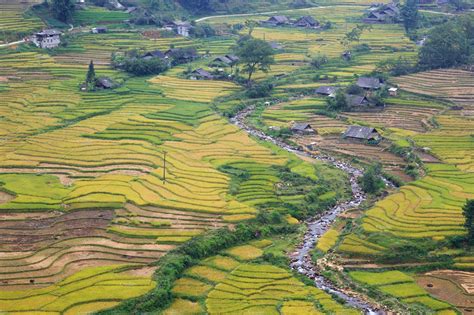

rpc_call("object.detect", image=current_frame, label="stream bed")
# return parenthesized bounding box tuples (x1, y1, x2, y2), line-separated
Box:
(231, 105, 383, 314)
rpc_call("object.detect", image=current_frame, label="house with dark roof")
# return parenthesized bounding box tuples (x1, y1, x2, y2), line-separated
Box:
(96, 77, 114, 89)
(315, 86, 338, 96)
(31, 29, 61, 49)
(356, 77, 383, 90)
(294, 16, 319, 28)
(189, 68, 213, 80)
(345, 94, 371, 108)
(364, 3, 400, 23)
(210, 55, 239, 68)
(225, 55, 240, 64)
(165, 48, 199, 64)
(265, 16, 289, 26)
(343, 126, 381, 141)
(210, 56, 232, 67)
(142, 50, 166, 60)
(291, 123, 316, 135)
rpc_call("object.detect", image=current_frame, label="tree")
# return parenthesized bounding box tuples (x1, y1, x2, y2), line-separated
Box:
(360, 164, 385, 194)
(310, 54, 328, 69)
(244, 20, 258, 36)
(51, 0, 75, 23)
(86, 60, 96, 84)
(326, 89, 348, 111)
(341, 24, 372, 49)
(85, 60, 96, 91)
(235, 38, 275, 83)
(419, 20, 470, 69)
(401, 0, 419, 33)
(463, 199, 474, 244)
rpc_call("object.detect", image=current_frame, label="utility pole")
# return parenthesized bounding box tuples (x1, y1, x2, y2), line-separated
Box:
(163, 151, 167, 184)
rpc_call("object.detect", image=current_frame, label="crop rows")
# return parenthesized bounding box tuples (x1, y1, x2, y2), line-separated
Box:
(349, 271, 455, 313)
(164, 240, 359, 314)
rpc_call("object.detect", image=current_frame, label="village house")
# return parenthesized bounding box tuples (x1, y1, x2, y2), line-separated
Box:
(346, 94, 371, 108)
(142, 49, 166, 60)
(356, 77, 383, 90)
(291, 123, 317, 135)
(96, 77, 114, 89)
(91, 27, 107, 34)
(343, 126, 381, 142)
(388, 87, 398, 96)
(31, 29, 61, 49)
(294, 16, 319, 28)
(210, 55, 239, 67)
(165, 21, 193, 37)
(264, 16, 289, 26)
(165, 48, 199, 63)
(364, 3, 400, 23)
(315, 86, 339, 97)
(189, 68, 213, 80)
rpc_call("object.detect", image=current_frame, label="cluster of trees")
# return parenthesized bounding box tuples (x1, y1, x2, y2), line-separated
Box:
(50, 0, 75, 23)
(419, 14, 473, 70)
(111, 51, 169, 76)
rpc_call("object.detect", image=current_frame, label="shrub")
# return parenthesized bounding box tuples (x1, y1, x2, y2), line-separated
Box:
(360, 164, 385, 195)
(245, 82, 273, 98)
(310, 54, 328, 69)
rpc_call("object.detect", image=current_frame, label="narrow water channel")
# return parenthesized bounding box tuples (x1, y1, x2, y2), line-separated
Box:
(231, 105, 382, 314)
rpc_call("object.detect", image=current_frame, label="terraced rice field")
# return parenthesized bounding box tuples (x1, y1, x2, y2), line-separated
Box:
(394, 69, 474, 108)
(349, 271, 457, 313)
(417, 270, 474, 313)
(0, 2, 43, 39)
(0, 264, 155, 313)
(0, 32, 307, 310)
(164, 240, 359, 314)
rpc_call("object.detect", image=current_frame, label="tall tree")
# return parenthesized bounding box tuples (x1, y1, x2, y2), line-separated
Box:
(235, 38, 275, 83)
(86, 60, 96, 84)
(401, 0, 419, 33)
(51, 0, 75, 23)
(463, 199, 474, 244)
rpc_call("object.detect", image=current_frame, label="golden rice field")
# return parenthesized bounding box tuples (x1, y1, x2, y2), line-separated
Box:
(349, 271, 456, 313)
(0, 34, 298, 312)
(164, 240, 360, 315)
(0, 3, 43, 37)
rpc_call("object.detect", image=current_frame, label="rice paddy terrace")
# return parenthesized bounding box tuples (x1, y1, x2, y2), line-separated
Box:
(0, 1, 473, 314)
(0, 4, 356, 313)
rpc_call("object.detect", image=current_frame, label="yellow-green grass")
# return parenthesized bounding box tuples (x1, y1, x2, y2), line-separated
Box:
(0, 265, 154, 313)
(172, 277, 212, 297)
(0, 3, 43, 35)
(163, 298, 203, 315)
(349, 271, 454, 312)
(337, 234, 386, 256)
(317, 228, 340, 253)
(225, 245, 264, 261)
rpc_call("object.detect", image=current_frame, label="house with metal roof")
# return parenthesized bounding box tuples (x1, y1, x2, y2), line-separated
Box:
(291, 123, 316, 135)
(356, 77, 383, 90)
(315, 86, 339, 96)
(343, 126, 381, 141)
(294, 16, 319, 28)
(345, 94, 371, 107)
(265, 16, 289, 26)
(189, 68, 214, 80)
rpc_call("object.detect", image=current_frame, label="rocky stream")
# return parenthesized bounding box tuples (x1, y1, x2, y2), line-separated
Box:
(231, 104, 384, 314)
